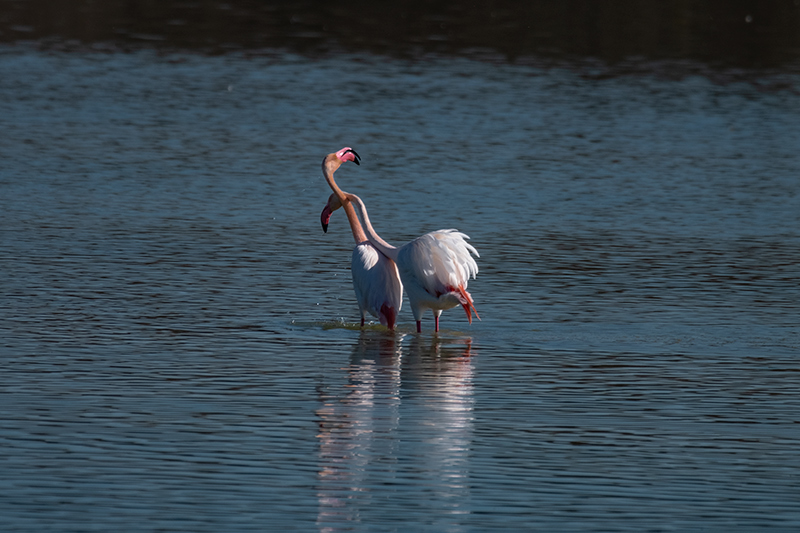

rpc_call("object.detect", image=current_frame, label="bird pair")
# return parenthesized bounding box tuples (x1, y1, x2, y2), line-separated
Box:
(320, 147, 480, 333)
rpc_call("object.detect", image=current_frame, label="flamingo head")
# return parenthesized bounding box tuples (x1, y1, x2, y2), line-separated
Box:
(335, 147, 360, 166)
(320, 193, 342, 233)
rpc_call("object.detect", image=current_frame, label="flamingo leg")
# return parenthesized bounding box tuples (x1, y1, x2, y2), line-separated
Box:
(361, 316, 365, 327)
(416, 321, 422, 333)
(434, 315, 440, 332)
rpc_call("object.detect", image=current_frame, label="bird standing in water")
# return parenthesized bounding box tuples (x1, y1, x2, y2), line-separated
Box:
(320, 148, 403, 330)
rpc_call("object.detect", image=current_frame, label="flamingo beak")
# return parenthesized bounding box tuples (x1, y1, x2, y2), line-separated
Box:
(320, 203, 332, 233)
(345, 149, 361, 166)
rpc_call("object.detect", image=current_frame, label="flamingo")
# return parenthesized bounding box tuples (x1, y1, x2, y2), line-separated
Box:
(321, 148, 403, 330)
(322, 148, 480, 333)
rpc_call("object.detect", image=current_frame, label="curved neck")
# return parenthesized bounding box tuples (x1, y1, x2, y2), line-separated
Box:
(342, 201, 367, 244)
(322, 155, 367, 243)
(322, 155, 347, 204)
(345, 193, 398, 261)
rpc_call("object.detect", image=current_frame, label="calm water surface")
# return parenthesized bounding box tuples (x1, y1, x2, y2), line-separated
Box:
(1, 47, 799, 531)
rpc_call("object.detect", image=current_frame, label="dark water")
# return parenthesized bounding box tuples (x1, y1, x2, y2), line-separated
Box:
(1, 45, 799, 531)
(4, 0, 800, 71)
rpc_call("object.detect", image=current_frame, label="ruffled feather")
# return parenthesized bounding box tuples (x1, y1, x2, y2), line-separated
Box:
(397, 229, 479, 298)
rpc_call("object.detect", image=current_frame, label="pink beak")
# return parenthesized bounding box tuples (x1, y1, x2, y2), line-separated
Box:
(320, 203, 333, 233)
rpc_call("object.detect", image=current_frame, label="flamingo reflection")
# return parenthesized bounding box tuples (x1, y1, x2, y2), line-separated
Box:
(316, 332, 475, 532)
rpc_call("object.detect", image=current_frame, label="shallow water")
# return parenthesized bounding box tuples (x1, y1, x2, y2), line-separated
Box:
(1, 47, 799, 531)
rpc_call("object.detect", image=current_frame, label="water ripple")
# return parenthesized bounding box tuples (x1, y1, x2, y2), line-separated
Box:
(1, 48, 799, 531)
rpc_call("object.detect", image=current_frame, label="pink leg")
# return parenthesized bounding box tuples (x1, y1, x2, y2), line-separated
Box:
(416, 321, 422, 333)
(434, 315, 439, 332)
(361, 316, 365, 327)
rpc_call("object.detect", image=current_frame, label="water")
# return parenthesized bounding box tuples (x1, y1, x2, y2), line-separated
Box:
(1, 46, 799, 531)
(3, 0, 800, 70)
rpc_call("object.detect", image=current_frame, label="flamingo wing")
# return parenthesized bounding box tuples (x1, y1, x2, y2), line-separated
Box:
(397, 229, 479, 297)
(351, 242, 403, 327)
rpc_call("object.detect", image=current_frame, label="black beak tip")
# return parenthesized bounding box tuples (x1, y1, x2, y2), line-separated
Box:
(347, 149, 361, 166)
(322, 222, 328, 233)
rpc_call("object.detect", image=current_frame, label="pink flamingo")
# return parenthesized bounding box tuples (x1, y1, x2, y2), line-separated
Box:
(321, 148, 403, 330)
(322, 148, 480, 333)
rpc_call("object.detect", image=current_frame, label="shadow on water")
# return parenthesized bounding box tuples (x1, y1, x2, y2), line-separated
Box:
(315, 331, 475, 530)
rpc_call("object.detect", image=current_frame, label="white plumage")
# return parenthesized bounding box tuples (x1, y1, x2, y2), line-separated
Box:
(351, 241, 403, 329)
(396, 230, 479, 324)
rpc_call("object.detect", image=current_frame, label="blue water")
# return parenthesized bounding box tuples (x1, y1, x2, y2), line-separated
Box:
(1, 46, 799, 531)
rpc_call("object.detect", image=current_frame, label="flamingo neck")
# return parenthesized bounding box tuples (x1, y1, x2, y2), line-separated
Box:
(345, 193, 398, 261)
(322, 156, 346, 202)
(341, 201, 367, 243)
(322, 155, 367, 244)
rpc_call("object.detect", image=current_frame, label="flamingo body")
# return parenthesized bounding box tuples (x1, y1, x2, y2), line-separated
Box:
(395, 229, 479, 326)
(351, 241, 402, 329)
